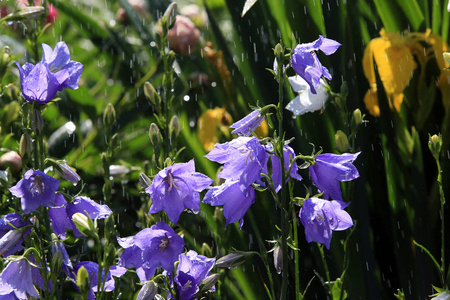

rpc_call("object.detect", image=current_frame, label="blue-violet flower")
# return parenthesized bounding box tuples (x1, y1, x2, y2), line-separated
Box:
(291, 35, 341, 94)
(0, 213, 32, 257)
(230, 110, 265, 136)
(299, 197, 353, 249)
(145, 159, 213, 224)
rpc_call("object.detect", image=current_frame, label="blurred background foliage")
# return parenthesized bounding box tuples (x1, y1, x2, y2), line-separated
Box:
(1, 0, 450, 298)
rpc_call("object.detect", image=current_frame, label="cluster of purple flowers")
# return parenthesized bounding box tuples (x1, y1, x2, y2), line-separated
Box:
(16, 41, 83, 104)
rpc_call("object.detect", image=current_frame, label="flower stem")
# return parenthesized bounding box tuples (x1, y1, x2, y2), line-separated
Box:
(292, 210, 300, 300)
(435, 155, 446, 283)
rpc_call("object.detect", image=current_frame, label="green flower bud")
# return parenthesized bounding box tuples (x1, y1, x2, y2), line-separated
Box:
(273, 245, 282, 274)
(163, 2, 178, 29)
(335, 130, 349, 153)
(274, 43, 283, 63)
(144, 81, 158, 106)
(169, 115, 181, 139)
(164, 157, 173, 168)
(72, 213, 94, 237)
(51, 250, 63, 278)
(12, 6, 45, 21)
(215, 251, 255, 268)
(148, 123, 161, 146)
(428, 134, 442, 159)
(352, 109, 362, 128)
(103, 103, 116, 128)
(32, 108, 44, 135)
(19, 133, 33, 162)
(76, 266, 91, 297)
(198, 273, 220, 294)
(167, 50, 176, 67)
(139, 173, 152, 189)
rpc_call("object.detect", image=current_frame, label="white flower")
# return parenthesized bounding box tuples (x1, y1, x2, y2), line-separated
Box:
(432, 291, 450, 300)
(448, 0, 450, 12)
(285, 75, 329, 117)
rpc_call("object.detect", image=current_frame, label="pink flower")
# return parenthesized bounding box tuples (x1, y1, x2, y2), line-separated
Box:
(167, 15, 200, 55)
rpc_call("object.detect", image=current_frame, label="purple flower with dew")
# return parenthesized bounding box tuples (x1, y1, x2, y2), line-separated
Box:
(0, 256, 45, 299)
(117, 221, 185, 282)
(72, 261, 126, 300)
(203, 180, 255, 229)
(49, 195, 112, 239)
(262, 144, 302, 193)
(205, 137, 268, 191)
(52, 239, 73, 277)
(55, 161, 81, 184)
(230, 110, 265, 136)
(41, 42, 83, 90)
(299, 197, 353, 249)
(9, 169, 60, 214)
(291, 35, 341, 94)
(309, 152, 360, 201)
(145, 159, 213, 224)
(175, 250, 216, 300)
(0, 213, 32, 257)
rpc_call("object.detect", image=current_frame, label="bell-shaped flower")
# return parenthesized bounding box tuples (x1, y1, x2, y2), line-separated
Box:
(291, 35, 341, 94)
(52, 239, 73, 277)
(117, 221, 185, 282)
(309, 152, 360, 201)
(175, 250, 216, 300)
(0, 256, 45, 299)
(72, 261, 126, 300)
(299, 197, 353, 249)
(9, 169, 60, 214)
(48, 196, 112, 239)
(203, 180, 255, 229)
(262, 144, 302, 192)
(0, 213, 32, 257)
(230, 109, 265, 136)
(205, 137, 268, 191)
(286, 75, 329, 117)
(145, 159, 213, 224)
(41, 41, 83, 90)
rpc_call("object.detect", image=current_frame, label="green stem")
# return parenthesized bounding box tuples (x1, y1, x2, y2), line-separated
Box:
(292, 210, 300, 300)
(318, 244, 330, 282)
(435, 156, 446, 283)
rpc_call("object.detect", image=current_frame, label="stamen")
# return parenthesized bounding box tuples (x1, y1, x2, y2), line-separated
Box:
(159, 236, 170, 252)
(183, 280, 192, 291)
(28, 175, 44, 195)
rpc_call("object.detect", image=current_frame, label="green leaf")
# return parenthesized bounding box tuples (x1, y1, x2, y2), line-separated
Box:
(373, 0, 401, 32)
(304, 0, 326, 35)
(395, 0, 424, 31)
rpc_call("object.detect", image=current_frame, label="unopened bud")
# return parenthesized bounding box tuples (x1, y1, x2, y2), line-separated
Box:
(215, 251, 254, 268)
(104, 214, 115, 242)
(352, 109, 363, 129)
(164, 157, 173, 168)
(169, 115, 180, 139)
(50, 250, 63, 277)
(0, 230, 22, 256)
(167, 50, 176, 66)
(429, 134, 443, 159)
(13, 6, 45, 20)
(137, 281, 158, 300)
(273, 245, 282, 274)
(149, 123, 161, 145)
(274, 43, 283, 63)
(335, 130, 349, 153)
(19, 133, 33, 161)
(163, 2, 178, 29)
(0, 151, 22, 175)
(32, 108, 44, 135)
(103, 103, 116, 127)
(144, 81, 158, 106)
(72, 213, 92, 236)
(55, 161, 81, 183)
(139, 173, 152, 189)
(198, 273, 219, 294)
(76, 266, 91, 297)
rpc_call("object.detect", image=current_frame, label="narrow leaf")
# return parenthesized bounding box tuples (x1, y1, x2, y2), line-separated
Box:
(242, 0, 258, 17)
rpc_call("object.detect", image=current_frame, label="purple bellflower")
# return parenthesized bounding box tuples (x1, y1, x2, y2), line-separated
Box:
(73, 261, 126, 300)
(175, 250, 216, 300)
(309, 152, 360, 201)
(291, 35, 341, 94)
(262, 144, 302, 193)
(52, 239, 73, 277)
(205, 137, 268, 191)
(41, 42, 83, 90)
(117, 221, 185, 282)
(203, 180, 255, 229)
(0, 213, 32, 257)
(230, 110, 265, 136)
(0, 256, 45, 299)
(146, 159, 212, 224)
(299, 197, 353, 249)
(9, 169, 60, 214)
(16, 41, 83, 104)
(48, 195, 112, 239)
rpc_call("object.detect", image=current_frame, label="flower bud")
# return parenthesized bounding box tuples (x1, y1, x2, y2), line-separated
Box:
(148, 123, 161, 146)
(167, 15, 200, 55)
(12, 6, 45, 20)
(109, 165, 130, 178)
(103, 103, 116, 128)
(32, 108, 44, 135)
(50, 250, 63, 277)
(104, 214, 115, 242)
(19, 133, 33, 161)
(429, 134, 442, 159)
(273, 245, 282, 274)
(0, 151, 22, 175)
(144, 81, 158, 106)
(0, 230, 22, 256)
(335, 130, 349, 153)
(198, 273, 219, 294)
(137, 281, 158, 300)
(163, 2, 177, 29)
(274, 43, 284, 64)
(72, 213, 93, 237)
(55, 161, 81, 183)
(169, 115, 181, 139)
(215, 251, 254, 268)
(76, 266, 91, 297)
(139, 173, 152, 189)
(164, 157, 173, 168)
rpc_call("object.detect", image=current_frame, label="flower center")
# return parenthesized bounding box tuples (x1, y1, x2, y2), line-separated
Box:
(164, 171, 180, 192)
(159, 236, 170, 253)
(48, 63, 62, 73)
(29, 175, 44, 195)
(183, 280, 192, 291)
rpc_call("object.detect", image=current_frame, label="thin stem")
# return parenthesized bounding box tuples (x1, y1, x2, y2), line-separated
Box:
(318, 244, 330, 282)
(435, 157, 446, 283)
(292, 210, 300, 300)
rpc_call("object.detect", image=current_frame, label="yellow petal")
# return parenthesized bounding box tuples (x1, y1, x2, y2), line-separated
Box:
(198, 107, 233, 151)
(363, 88, 380, 117)
(254, 119, 269, 138)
